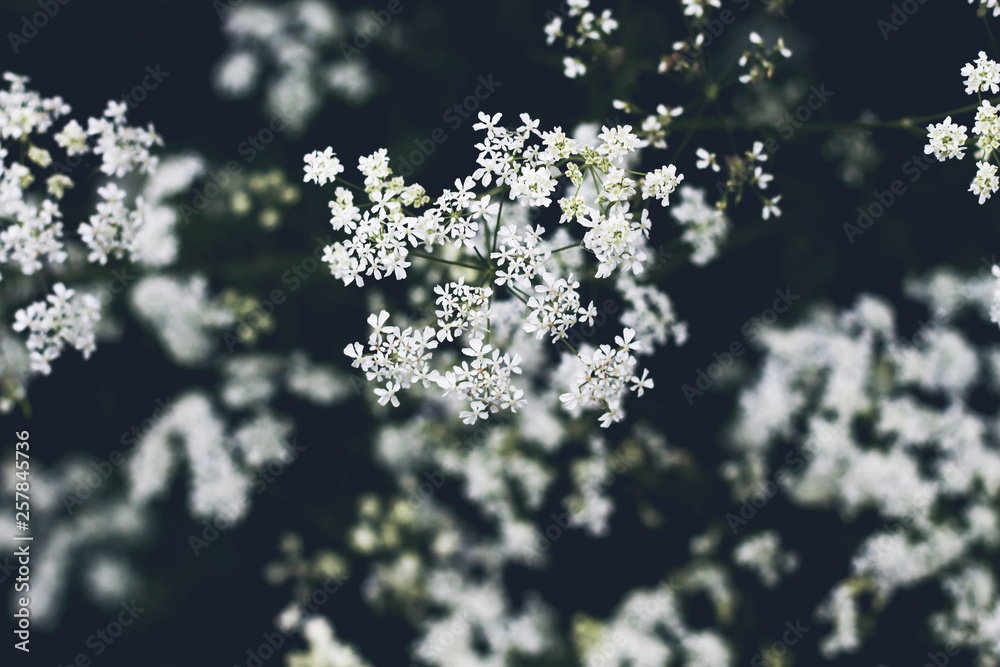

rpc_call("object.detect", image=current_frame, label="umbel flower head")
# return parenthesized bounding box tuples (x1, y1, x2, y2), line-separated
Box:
(304, 110, 688, 427)
(0, 72, 162, 385)
(924, 51, 1000, 204)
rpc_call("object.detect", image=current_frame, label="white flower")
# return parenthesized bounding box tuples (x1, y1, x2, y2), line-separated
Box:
(374, 382, 401, 407)
(695, 147, 720, 171)
(434, 278, 493, 342)
(762, 195, 783, 220)
(580, 205, 648, 278)
(681, 0, 722, 18)
(12, 283, 101, 375)
(563, 57, 587, 78)
(970, 160, 999, 204)
(86, 101, 161, 177)
(961, 51, 1000, 95)
(437, 338, 525, 421)
(925, 116, 968, 161)
(303, 147, 344, 186)
(346, 310, 441, 407)
(78, 182, 146, 264)
(670, 186, 730, 265)
(973, 100, 1000, 155)
(130, 275, 235, 365)
(524, 271, 594, 342)
(559, 328, 650, 427)
(0, 72, 70, 139)
(53, 120, 88, 155)
(597, 124, 639, 162)
(642, 165, 684, 205)
(544, 16, 563, 44)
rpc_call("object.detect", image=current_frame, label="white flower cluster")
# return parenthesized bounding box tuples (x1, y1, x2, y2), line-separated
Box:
(726, 268, 1000, 663)
(681, 0, 722, 19)
(991, 264, 1000, 327)
(0, 459, 147, 629)
(12, 283, 100, 375)
(213, 0, 375, 132)
(543, 0, 619, 79)
(285, 616, 371, 667)
(576, 581, 731, 666)
(559, 328, 653, 427)
(669, 185, 731, 265)
(85, 100, 161, 178)
(737, 31, 792, 85)
(345, 310, 440, 409)
(77, 183, 147, 264)
(0, 73, 163, 387)
(129, 275, 236, 365)
(0, 76, 160, 281)
(131, 153, 205, 267)
(925, 116, 969, 161)
(731, 531, 799, 588)
(524, 271, 595, 342)
(438, 337, 525, 424)
(307, 113, 687, 427)
(617, 274, 688, 351)
(128, 392, 252, 522)
(302, 146, 344, 186)
(925, 52, 1000, 203)
(433, 278, 492, 342)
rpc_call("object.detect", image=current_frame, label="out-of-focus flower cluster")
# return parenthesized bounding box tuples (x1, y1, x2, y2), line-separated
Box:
(213, 0, 377, 133)
(543, 0, 619, 79)
(726, 266, 1000, 663)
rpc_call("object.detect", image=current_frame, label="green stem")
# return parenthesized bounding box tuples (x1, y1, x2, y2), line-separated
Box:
(551, 241, 583, 254)
(669, 98, 710, 165)
(671, 97, 997, 134)
(408, 250, 485, 271)
(491, 193, 505, 255)
(985, 16, 999, 57)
